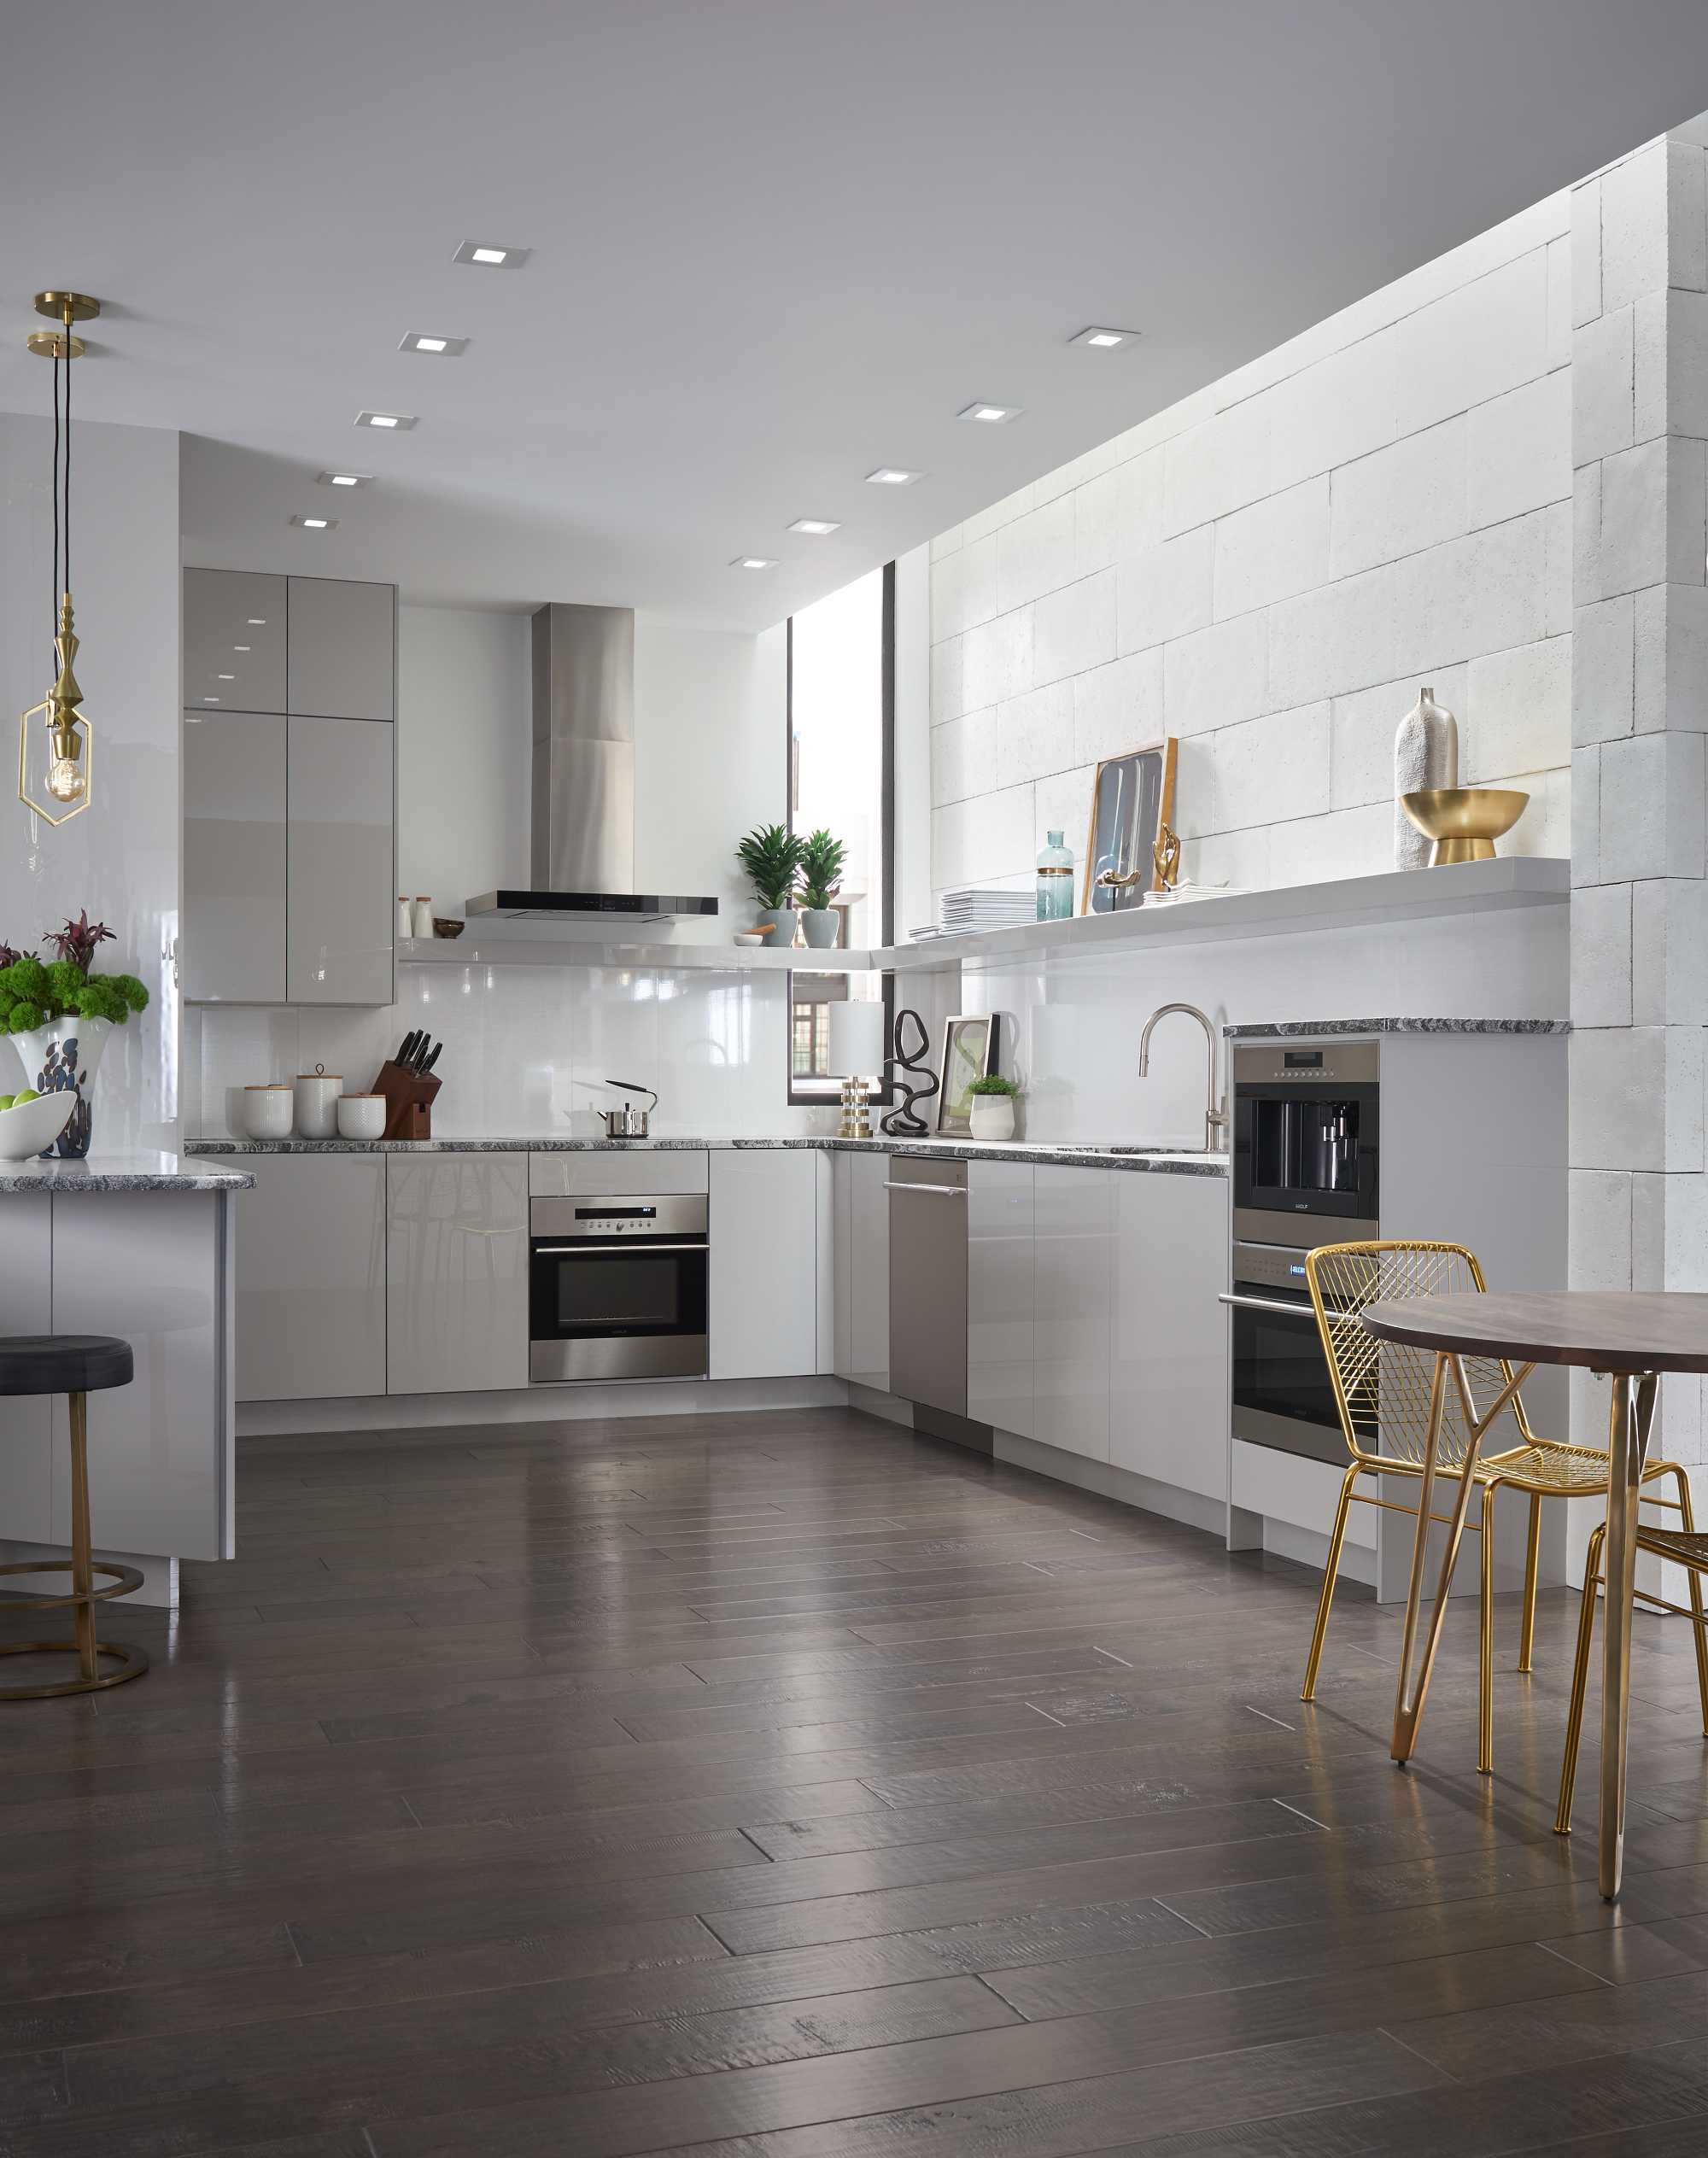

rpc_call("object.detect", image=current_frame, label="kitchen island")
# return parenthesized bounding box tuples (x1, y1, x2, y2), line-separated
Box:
(0, 1154, 252, 1607)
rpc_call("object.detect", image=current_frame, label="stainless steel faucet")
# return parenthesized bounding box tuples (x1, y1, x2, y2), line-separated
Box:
(1138, 1002, 1229, 1152)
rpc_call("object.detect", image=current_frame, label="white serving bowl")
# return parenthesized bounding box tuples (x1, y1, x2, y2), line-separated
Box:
(0, 1091, 75, 1161)
(336, 1093, 387, 1140)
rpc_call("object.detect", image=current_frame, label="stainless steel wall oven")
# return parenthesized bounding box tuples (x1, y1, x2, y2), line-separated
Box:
(1227, 1042, 1379, 1463)
(529, 1191, 708, 1383)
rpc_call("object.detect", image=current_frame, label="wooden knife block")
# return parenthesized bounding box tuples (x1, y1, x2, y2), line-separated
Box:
(372, 1061, 442, 1140)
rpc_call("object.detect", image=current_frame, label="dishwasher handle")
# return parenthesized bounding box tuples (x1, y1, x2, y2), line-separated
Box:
(885, 1181, 968, 1197)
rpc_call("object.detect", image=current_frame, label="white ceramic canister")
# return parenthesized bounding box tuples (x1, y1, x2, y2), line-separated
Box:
(294, 1065, 342, 1139)
(397, 896, 413, 941)
(336, 1093, 387, 1141)
(243, 1085, 294, 1140)
(411, 896, 435, 939)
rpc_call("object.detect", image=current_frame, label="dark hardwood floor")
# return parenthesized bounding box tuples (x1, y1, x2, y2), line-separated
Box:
(2, 1403, 1707, 2156)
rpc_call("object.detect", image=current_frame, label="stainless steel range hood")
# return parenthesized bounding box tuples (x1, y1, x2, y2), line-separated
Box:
(466, 603, 718, 924)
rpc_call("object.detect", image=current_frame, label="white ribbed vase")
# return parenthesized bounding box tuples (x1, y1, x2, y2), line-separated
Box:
(1393, 684, 1460, 869)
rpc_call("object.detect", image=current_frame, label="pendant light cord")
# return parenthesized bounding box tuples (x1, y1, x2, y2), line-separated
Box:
(62, 303, 72, 605)
(50, 336, 61, 658)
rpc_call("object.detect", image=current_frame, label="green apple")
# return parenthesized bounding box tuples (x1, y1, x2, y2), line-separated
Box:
(0, 1096, 14, 1113)
(9, 1088, 39, 1105)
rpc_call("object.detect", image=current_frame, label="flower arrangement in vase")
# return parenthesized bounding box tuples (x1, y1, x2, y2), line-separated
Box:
(0, 913, 149, 1158)
(736, 824, 806, 948)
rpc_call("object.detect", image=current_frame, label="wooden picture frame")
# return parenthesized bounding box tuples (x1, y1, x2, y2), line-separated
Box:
(1080, 736, 1178, 914)
(934, 1013, 1000, 1136)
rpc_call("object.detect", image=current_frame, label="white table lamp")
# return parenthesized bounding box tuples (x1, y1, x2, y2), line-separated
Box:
(826, 1000, 887, 1138)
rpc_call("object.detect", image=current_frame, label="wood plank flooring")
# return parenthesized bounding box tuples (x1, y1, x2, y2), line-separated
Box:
(1, 1403, 1706, 2156)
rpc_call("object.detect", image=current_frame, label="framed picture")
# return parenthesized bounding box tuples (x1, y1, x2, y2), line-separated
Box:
(934, 1013, 1000, 1136)
(1081, 737, 1178, 914)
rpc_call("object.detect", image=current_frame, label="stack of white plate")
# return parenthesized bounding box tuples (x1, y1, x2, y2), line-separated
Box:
(936, 887, 1039, 935)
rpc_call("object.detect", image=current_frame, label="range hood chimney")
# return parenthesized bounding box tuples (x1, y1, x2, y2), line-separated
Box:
(465, 602, 718, 925)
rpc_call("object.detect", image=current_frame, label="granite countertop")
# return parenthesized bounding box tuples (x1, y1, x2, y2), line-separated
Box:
(184, 1135, 1227, 1178)
(0, 1150, 255, 1195)
(1223, 1016, 1569, 1038)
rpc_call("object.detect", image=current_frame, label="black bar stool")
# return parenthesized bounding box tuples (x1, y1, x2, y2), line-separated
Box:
(0, 1336, 148, 1698)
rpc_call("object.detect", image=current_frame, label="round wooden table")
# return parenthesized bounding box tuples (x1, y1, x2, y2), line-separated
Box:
(1361, 1290, 1708, 1900)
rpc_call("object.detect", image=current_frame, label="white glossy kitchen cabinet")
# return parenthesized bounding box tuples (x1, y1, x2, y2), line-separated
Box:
(831, 1150, 890, 1392)
(387, 1154, 529, 1395)
(709, 1149, 818, 1378)
(286, 575, 395, 722)
(968, 1161, 1035, 1438)
(1032, 1165, 1113, 1462)
(286, 714, 395, 1005)
(184, 568, 286, 714)
(1109, 1171, 1229, 1503)
(234, 1156, 386, 1401)
(181, 710, 287, 1003)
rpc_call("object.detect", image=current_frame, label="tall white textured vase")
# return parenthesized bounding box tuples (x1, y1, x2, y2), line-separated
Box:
(1393, 684, 1459, 868)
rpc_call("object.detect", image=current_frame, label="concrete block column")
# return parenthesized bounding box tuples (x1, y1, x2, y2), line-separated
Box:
(1570, 119, 1708, 1587)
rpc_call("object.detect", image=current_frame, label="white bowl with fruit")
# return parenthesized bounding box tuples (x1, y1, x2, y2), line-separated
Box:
(0, 1088, 75, 1161)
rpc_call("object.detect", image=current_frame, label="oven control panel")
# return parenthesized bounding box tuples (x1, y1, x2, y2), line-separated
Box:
(1232, 1239, 1319, 1294)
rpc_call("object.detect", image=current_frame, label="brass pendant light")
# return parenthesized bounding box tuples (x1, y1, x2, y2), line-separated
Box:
(18, 289, 101, 825)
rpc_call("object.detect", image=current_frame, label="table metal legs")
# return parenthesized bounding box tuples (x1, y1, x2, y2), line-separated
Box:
(1391, 1352, 1535, 1767)
(1599, 1368, 1657, 1901)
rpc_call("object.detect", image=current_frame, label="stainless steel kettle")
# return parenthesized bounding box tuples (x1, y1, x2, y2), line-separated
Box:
(596, 1079, 657, 1139)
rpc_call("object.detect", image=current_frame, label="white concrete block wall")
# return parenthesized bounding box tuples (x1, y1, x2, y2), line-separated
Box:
(927, 196, 1573, 912)
(1569, 120, 1708, 1548)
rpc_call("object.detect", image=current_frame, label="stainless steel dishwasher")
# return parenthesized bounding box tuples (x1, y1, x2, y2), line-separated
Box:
(886, 1157, 989, 1451)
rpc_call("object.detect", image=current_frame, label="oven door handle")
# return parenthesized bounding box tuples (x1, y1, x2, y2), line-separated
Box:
(884, 1182, 968, 1196)
(1220, 1291, 1360, 1324)
(534, 1242, 709, 1255)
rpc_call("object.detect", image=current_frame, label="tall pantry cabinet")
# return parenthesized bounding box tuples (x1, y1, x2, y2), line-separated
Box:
(182, 570, 396, 1006)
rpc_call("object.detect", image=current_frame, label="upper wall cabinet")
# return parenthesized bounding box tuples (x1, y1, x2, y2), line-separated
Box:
(286, 576, 395, 722)
(184, 570, 287, 714)
(182, 710, 287, 1004)
(288, 715, 396, 1005)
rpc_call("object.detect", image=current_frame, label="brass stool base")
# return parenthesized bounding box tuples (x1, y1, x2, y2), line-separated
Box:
(0, 1638, 147, 1699)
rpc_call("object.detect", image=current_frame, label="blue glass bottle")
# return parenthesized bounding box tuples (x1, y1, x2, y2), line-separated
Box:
(1036, 829, 1075, 921)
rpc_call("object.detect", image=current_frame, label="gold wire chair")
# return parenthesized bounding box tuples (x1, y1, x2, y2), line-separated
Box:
(1555, 1514, 1708, 1833)
(1301, 1240, 1699, 1773)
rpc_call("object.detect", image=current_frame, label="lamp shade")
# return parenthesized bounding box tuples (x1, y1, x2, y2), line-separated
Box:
(826, 999, 886, 1079)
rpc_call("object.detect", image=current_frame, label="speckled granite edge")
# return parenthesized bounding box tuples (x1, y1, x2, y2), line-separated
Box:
(1223, 1017, 1570, 1038)
(184, 1136, 1226, 1178)
(0, 1160, 254, 1194)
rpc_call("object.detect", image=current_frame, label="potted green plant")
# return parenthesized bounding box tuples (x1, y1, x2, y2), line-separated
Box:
(797, 828, 847, 949)
(967, 1071, 1021, 1143)
(0, 912, 149, 1158)
(736, 824, 806, 948)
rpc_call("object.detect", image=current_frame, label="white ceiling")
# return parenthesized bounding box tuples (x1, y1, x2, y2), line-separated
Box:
(3, 1, 1707, 628)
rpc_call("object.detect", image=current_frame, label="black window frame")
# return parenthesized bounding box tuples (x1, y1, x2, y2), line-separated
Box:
(786, 560, 895, 1107)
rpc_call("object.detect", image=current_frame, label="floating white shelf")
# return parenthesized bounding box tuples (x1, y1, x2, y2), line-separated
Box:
(392, 860, 1568, 979)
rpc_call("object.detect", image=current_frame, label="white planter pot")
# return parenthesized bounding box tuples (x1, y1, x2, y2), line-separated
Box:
(800, 908, 840, 949)
(968, 1096, 1016, 1142)
(10, 1014, 114, 1160)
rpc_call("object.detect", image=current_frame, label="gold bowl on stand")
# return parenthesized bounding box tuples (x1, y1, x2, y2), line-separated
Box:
(1400, 787, 1529, 865)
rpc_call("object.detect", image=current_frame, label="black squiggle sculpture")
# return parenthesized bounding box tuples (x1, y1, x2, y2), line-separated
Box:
(882, 1007, 939, 1137)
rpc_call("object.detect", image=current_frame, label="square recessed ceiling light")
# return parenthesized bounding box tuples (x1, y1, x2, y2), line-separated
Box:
(232, 645, 251, 652)
(217, 673, 236, 680)
(453, 241, 530, 268)
(247, 617, 266, 625)
(787, 518, 841, 535)
(290, 514, 338, 529)
(957, 401, 1023, 424)
(400, 332, 468, 356)
(1069, 325, 1139, 348)
(730, 556, 776, 570)
(866, 467, 922, 486)
(354, 411, 417, 430)
(318, 471, 371, 488)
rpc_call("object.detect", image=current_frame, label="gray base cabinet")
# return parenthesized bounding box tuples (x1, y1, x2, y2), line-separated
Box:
(709, 1150, 819, 1378)
(968, 1162, 1035, 1438)
(386, 1155, 529, 1396)
(235, 1156, 386, 1401)
(832, 1151, 891, 1392)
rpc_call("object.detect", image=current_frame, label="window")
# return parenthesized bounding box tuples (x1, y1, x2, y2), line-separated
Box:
(787, 563, 893, 1103)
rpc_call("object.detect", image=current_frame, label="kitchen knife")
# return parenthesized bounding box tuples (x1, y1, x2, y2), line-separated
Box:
(418, 1042, 442, 1076)
(398, 1030, 423, 1069)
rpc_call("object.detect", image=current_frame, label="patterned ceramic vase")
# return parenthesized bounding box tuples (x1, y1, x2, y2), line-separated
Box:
(11, 1015, 113, 1160)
